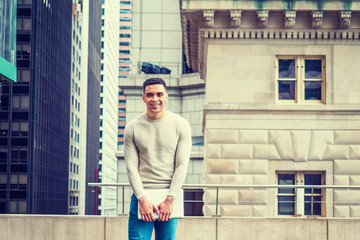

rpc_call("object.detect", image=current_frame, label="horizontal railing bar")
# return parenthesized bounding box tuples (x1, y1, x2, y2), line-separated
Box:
(88, 183, 360, 189)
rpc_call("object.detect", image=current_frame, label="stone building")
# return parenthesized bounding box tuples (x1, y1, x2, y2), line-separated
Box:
(180, 0, 360, 217)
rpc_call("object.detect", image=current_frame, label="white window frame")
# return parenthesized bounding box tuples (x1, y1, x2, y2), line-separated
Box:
(276, 56, 326, 104)
(276, 171, 326, 217)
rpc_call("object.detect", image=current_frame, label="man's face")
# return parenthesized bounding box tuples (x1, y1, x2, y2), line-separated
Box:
(142, 84, 168, 116)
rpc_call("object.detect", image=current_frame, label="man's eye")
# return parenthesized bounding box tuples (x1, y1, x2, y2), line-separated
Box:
(146, 93, 154, 97)
(156, 93, 163, 97)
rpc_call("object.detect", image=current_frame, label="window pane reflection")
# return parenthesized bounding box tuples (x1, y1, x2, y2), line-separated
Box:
(305, 60, 322, 79)
(278, 174, 295, 194)
(304, 196, 321, 215)
(304, 174, 322, 194)
(279, 59, 295, 78)
(278, 81, 295, 100)
(305, 81, 321, 100)
(278, 196, 295, 215)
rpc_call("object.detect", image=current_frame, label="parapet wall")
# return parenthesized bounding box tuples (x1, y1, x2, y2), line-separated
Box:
(1, 215, 359, 240)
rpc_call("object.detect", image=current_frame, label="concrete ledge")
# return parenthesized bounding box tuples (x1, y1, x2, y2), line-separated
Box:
(1, 215, 360, 240)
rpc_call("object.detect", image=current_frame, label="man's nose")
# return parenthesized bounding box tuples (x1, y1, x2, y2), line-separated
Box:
(152, 95, 158, 101)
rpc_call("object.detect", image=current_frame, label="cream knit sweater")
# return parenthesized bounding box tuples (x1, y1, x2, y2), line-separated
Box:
(124, 111, 192, 199)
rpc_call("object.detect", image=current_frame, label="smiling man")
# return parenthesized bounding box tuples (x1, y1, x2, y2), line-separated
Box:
(124, 78, 192, 240)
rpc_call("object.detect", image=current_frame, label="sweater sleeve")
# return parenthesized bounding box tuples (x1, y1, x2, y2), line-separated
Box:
(124, 122, 146, 199)
(168, 119, 192, 197)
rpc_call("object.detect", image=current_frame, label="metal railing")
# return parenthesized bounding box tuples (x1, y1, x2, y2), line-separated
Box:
(88, 183, 360, 217)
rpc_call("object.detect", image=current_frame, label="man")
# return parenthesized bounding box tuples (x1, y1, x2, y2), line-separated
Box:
(124, 78, 192, 240)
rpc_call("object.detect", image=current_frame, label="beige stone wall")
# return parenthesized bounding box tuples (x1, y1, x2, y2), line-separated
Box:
(206, 42, 360, 105)
(203, 111, 360, 217)
(202, 29, 360, 217)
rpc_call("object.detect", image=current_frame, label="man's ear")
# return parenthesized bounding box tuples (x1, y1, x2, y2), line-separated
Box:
(142, 94, 145, 102)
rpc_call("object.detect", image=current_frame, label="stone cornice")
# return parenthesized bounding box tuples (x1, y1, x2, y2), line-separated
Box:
(180, 0, 360, 11)
(200, 28, 360, 40)
(181, 8, 360, 80)
(203, 103, 360, 114)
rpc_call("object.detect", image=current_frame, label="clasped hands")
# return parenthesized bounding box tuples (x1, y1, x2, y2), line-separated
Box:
(138, 196, 174, 222)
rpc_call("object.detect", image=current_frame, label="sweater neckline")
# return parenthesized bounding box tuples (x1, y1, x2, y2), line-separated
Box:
(144, 111, 171, 122)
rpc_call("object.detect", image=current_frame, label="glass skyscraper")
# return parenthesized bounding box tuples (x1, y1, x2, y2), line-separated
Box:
(0, 0, 72, 214)
(0, 0, 101, 215)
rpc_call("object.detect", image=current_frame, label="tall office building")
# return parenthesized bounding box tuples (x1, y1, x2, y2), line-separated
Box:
(119, 0, 131, 79)
(117, 0, 132, 147)
(69, 0, 102, 215)
(98, 0, 120, 216)
(84, 0, 102, 215)
(130, 0, 183, 75)
(0, 0, 72, 214)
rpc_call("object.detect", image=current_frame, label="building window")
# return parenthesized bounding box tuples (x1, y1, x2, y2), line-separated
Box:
(184, 189, 204, 216)
(120, 17, 131, 21)
(120, 25, 131, 30)
(120, 9, 131, 13)
(277, 171, 325, 217)
(276, 56, 325, 103)
(119, 50, 130, 54)
(119, 42, 130, 46)
(119, 34, 131, 38)
(119, 67, 130, 71)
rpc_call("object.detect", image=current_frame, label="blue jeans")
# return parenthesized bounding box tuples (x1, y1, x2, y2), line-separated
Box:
(128, 194, 178, 240)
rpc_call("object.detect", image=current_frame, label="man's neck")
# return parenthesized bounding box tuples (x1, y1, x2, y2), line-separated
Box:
(146, 110, 168, 120)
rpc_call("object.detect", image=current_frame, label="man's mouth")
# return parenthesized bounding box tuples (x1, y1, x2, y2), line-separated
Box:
(151, 103, 160, 108)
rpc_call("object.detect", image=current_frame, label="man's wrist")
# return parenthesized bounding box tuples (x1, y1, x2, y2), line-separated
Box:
(138, 196, 148, 204)
(165, 195, 175, 204)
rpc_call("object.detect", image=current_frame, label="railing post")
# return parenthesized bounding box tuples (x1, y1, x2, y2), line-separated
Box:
(122, 186, 125, 215)
(215, 187, 219, 216)
(311, 188, 314, 216)
(296, 187, 304, 216)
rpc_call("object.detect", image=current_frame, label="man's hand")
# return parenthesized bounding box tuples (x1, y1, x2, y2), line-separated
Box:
(138, 197, 159, 221)
(157, 196, 175, 221)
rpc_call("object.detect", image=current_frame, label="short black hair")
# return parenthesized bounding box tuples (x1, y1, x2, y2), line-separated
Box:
(142, 78, 167, 93)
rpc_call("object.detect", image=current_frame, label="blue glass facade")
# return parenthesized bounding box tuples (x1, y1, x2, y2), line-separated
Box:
(0, 0, 72, 214)
(0, 0, 17, 82)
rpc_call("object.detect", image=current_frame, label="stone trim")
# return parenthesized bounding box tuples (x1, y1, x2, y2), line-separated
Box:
(311, 11, 323, 29)
(284, 10, 296, 29)
(200, 28, 360, 40)
(339, 11, 352, 29)
(230, 10, 242, 28)
(203, 10, 215, 27)
(257, 10, 269, 28)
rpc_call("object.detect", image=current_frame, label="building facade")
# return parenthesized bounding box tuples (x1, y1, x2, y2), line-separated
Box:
(98, 0, 120, 216)
(69, 0, 102, 215)
(84, 0, 102, 215)
(181, 0, 360, 217)
(0, 0, 72, 214)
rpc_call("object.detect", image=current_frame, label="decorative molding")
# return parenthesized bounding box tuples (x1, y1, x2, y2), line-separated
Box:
(230, 10, 242, 28)
(284, 11, 296, 29)
(311, 11, 323, 29)
(200, 29, 360, 40)
(339, 11, 352, 29)
(203, 10, 215, 27)
(257, 10, 269, 28)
